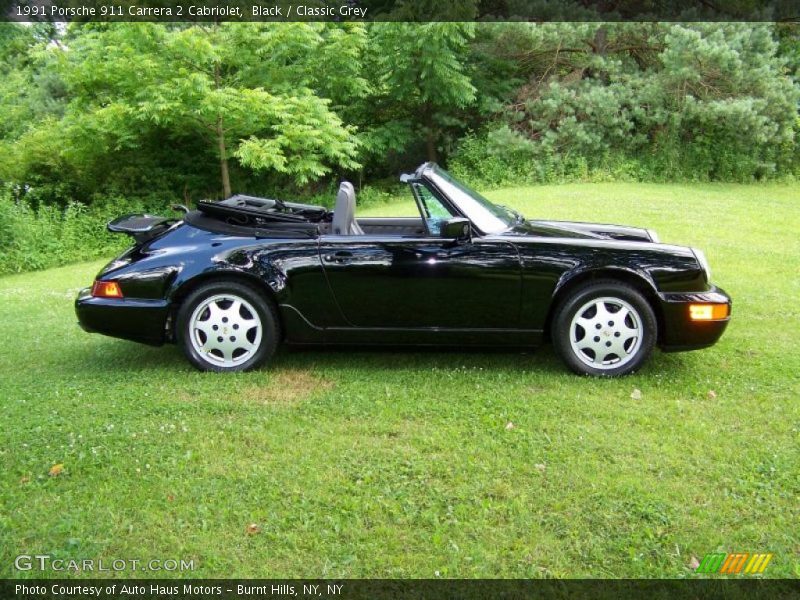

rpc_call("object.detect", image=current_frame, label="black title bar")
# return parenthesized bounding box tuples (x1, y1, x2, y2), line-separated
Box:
(2, 0, 799, 22)
(3, 579, 800, 600)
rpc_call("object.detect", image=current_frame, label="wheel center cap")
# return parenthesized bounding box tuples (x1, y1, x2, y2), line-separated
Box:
(603, 330, 611, 337)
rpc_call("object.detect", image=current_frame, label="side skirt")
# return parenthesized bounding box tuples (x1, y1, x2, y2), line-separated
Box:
(279, 304, 542, 347)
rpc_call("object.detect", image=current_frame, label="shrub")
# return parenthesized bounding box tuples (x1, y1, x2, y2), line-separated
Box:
(449, 122, 800, 189)
(0, 187, 172, 275)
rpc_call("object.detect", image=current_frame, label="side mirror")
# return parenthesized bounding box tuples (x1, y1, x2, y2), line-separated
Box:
(440, 217, 471, 241)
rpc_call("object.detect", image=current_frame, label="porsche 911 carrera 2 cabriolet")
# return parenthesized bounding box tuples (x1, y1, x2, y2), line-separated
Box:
(76, 163, 731, 376)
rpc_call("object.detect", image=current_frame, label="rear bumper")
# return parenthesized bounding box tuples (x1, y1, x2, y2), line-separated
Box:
(75, 287, 169, 346)
(658, 286, 731, 351)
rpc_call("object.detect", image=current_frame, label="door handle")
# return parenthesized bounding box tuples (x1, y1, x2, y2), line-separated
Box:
(324, 251, 354, 264)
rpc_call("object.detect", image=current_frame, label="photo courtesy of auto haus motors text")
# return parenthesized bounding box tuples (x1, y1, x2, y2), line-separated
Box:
(1, 0, 798, 599)
(13, 583, 344, 598)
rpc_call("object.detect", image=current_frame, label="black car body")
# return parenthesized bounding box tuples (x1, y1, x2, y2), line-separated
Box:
(76, 163, 731, 376)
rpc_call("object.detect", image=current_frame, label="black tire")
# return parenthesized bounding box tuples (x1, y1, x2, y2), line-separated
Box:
(551, 280, 657, 377)
(176, 281, 280, 372)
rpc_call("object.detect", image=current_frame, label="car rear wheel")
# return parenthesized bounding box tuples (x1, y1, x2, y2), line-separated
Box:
(176, 281, 279, 372)
(552, 280, 656, 377)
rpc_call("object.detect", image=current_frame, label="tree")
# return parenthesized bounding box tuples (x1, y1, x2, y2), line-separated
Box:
(62, 23, 361, 198)
(363, 23, 477, 164)
(2, 20, 798, 206)
(461, 22, 799, 181)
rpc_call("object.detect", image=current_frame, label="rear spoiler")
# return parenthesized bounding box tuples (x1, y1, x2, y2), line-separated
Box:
(107, 214, 177, 244)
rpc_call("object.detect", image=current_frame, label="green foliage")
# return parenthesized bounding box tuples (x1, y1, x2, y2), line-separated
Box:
(4, 21, 797, 200)
(450, 127, 599, 186)
(1, 23, 365, 203)
(233, 93, 359, 184)
(0, 187, 169, 275)
(61, 23, 362, 196)
(455, 23, 800, 186)
(356, 23, 478, 166)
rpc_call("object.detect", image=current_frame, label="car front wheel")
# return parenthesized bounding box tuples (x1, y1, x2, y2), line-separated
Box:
(552, 280, 656, 377)
(176, 281, 279, 372)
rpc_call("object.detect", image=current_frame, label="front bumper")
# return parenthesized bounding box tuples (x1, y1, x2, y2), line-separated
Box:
(75, 287, 170, 346)
(658, 285, 731, 351)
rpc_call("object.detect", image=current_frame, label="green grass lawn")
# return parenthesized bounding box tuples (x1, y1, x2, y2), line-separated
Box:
(1, 182, 798, 579)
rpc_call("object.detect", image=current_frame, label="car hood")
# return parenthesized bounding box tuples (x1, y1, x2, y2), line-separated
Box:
(504, 219, 659, 242)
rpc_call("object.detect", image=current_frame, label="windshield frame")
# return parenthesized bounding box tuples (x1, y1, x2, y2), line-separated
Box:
(423, 165, 516, 234)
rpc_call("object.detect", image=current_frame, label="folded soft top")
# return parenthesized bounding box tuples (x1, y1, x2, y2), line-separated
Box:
(198, 194, 329, 225)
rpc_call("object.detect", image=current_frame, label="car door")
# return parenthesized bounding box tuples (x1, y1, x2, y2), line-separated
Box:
(318, 234, 521, 330)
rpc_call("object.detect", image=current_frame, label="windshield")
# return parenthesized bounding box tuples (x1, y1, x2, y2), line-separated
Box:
(428, 166, 517, 233)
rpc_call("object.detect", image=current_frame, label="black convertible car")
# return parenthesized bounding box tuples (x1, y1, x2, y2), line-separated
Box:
(76, 163, 731, 376)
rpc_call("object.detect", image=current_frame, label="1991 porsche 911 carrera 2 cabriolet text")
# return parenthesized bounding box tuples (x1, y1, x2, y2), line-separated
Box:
(76, 163, 731, 376)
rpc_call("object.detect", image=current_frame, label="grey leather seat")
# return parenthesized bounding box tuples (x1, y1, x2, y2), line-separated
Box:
(332, 181, 363, 235)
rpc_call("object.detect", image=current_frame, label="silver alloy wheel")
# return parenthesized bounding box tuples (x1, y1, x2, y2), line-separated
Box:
(188, 293, 262, 368)
(569, 296, 643, 370)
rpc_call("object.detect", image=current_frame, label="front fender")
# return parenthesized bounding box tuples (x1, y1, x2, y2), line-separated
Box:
(553, 264, 659, 300)
(514, 238, 705, 330)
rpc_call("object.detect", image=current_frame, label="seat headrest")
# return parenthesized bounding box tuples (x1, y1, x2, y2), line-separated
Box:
(337, 181, 355, 200)
(333, 181, 358, 235)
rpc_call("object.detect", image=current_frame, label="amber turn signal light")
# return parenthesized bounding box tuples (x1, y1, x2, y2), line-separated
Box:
(689, 303, 728, 321)
(91, 280, 123, 298)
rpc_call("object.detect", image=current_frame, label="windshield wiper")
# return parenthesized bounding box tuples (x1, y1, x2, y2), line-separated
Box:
(499, 204, 526, 224)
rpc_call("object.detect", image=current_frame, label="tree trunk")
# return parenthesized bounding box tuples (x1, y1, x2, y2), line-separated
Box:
(214, 61, 232, 198)
(425, 107, 438, 162)
(425, 131, 437, 162)
(216, 115, 231, 198)
(593, 26, 607, 56)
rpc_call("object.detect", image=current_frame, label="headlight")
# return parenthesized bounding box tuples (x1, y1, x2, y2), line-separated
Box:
(692, 248, 711, 282)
